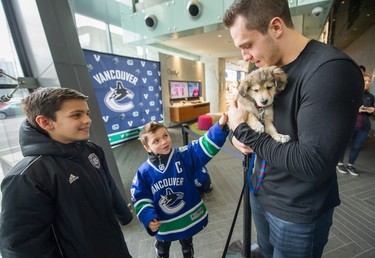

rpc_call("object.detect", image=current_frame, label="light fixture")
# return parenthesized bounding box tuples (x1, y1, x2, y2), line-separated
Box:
(187, 0, 202, 19)
(144, 14, 157, 30)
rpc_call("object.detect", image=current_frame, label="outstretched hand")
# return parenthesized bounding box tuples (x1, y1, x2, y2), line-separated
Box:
(218, 112, 228, 128)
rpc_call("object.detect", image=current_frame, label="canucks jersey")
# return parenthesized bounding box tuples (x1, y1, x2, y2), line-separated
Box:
(130, 122, 228, 241)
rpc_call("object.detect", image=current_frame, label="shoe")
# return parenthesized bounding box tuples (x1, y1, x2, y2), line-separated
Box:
(347, 166, 359, 176)
(336, 164, 348, 174)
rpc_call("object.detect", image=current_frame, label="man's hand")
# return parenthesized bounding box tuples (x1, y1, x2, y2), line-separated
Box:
(227, 100, 248, 131)
(232, 136, 253, 155)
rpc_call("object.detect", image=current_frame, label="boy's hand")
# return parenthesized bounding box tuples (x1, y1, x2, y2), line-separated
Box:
(148, 218, 161, 232)
(218, 112, 228, 128)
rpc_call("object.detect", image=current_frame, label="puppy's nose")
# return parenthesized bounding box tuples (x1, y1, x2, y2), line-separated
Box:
(261, 100, 268, 105)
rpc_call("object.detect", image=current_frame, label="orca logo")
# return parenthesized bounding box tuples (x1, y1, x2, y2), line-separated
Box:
(159, 188, 185, 214)
(104, 81, 135, 112)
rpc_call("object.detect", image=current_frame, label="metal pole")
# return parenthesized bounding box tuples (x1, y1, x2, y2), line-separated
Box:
(182, 123, 189, 145)
(242, 154, 251, 258)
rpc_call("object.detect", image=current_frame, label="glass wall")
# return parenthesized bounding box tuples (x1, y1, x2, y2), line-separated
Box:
(75, 13, 159, 61)
(0, 1, 29, 210)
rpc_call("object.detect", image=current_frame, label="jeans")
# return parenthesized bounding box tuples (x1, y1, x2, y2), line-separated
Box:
(339, 127, 368, 165)
(250, 193, 334, 258)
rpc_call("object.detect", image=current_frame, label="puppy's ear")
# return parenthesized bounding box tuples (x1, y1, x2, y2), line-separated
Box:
(238, 76, 252, 97)
(271, 67, 288, 91)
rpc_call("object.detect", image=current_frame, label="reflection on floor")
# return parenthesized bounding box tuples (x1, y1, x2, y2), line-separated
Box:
(114, 126, 375, 258)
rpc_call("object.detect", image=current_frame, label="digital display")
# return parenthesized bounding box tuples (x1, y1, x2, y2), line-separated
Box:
(169, 80, 201, 100)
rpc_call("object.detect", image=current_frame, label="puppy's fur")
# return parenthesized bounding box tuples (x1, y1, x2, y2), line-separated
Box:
(237, 66, 290, 143)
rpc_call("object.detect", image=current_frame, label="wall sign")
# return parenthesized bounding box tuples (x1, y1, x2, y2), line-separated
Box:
(84, 49, 163, 145)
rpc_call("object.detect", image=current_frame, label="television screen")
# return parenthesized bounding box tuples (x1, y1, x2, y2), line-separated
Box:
(187, 82, 201, 98)
(169, 81, 188, 100)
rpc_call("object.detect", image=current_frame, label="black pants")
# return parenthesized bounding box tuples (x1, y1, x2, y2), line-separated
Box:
(155, 237, 194, 258)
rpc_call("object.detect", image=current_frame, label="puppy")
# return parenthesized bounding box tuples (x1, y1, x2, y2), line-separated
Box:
(236, 66, 290, 143)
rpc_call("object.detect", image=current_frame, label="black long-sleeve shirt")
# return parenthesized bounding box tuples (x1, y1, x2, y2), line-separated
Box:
(233, 40, 363, 223)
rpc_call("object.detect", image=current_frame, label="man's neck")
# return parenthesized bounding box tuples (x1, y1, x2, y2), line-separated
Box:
(280, 30, 310, 66)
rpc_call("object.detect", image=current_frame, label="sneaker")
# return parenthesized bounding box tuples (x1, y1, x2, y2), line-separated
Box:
(347, 166, 359, 176)
(336, 164, 348, 174)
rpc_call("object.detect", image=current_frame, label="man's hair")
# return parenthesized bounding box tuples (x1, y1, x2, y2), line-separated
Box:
(139, 121, 168, 146)
(359, 65, 366, 73)
(22, 87, 88, 131)
(223, 0, 294, 34)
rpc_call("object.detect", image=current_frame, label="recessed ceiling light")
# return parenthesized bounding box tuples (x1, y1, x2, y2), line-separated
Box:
(218, 34, 222, 38)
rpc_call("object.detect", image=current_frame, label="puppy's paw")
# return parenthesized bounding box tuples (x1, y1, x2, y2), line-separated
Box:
(273, 134, 290, 143)
(251, 121, 264, 133)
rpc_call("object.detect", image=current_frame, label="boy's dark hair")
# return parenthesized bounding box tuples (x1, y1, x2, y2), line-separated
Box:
(223, 0, 294, 34)
(139, 122, 168, 146)
(22, 87, 88, 132)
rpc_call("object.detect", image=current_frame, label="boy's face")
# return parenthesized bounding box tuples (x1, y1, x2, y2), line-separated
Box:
(143, 127, 172, 155)
(45, 99, 92, 144)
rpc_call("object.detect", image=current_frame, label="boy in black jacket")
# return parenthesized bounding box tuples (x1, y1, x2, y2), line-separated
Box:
(0, 87, 133, 258)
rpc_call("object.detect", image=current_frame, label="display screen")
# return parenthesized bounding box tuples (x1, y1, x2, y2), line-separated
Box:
(187, 82, 201, 98)
(169, 80, 201, 100)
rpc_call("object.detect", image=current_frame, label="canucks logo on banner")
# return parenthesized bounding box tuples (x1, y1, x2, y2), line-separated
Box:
(84, 50, 163, 145)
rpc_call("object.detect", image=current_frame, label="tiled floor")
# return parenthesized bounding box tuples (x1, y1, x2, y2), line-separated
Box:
(114, 126, 375, 258)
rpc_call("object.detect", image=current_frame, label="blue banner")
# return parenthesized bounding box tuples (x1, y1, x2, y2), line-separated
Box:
(83, 50, 163, 145)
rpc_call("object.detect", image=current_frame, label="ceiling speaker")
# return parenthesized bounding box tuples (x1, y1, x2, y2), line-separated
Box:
(187, 1, 202, 19)
(145, 14, 157, 30)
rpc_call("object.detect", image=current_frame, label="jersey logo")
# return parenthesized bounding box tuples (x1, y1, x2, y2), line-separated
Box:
(159, 188, 185, 215)
(69, 174, 79, 184)
(88, 153, 101, 169)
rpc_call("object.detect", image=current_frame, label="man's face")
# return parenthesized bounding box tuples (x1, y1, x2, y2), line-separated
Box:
(143, 127, 172, 155)
(229, 15, 280, 68)
(47, 99, 92, 144)
(364, 76, 371, 91)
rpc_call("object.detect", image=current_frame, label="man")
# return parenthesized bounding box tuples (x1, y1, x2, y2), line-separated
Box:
(223, 0, 363, 257)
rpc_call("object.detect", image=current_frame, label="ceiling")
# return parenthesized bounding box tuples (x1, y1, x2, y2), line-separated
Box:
(329, 0, 375, 50)
(73, 0, 375, 71)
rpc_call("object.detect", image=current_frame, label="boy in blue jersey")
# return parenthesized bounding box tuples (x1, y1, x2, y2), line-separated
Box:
(130, 114, 228, 258)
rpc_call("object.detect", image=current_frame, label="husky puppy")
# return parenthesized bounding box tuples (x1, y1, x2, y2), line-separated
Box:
(237, 66, 290, 143)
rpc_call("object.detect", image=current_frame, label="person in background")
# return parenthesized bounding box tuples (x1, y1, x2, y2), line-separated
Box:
(337, 74, 375, 176)
(223, 0, 363, 257)
(130, 116, 228, 258)
(0, 87, 133, 258)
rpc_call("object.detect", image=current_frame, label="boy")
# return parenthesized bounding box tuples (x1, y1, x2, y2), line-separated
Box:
(0, 88, 133, 258)
(130, 115, 228, 258)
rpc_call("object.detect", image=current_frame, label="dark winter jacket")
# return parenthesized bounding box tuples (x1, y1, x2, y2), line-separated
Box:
(0, 120, 133, 258)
